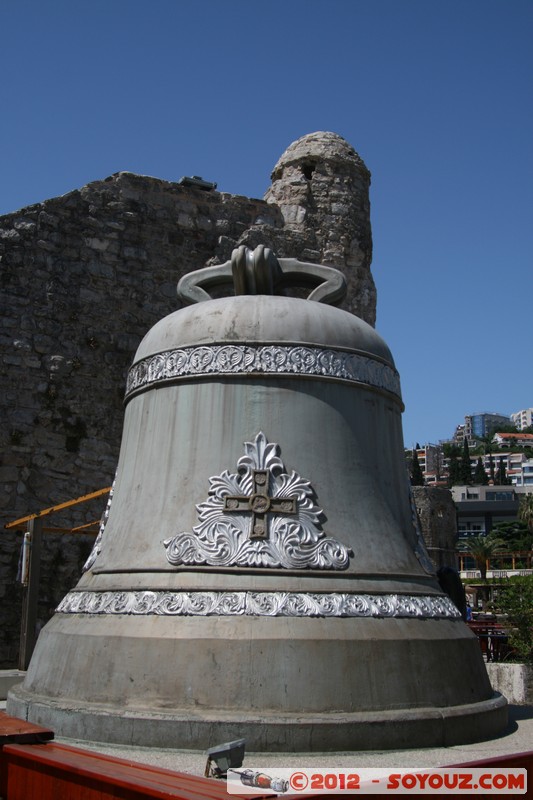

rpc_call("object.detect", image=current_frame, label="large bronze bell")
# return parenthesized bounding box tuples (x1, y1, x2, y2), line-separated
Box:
(8, 247, 507, 750)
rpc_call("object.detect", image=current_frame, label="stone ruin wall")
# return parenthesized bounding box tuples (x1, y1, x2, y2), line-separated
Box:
(412, 486, 459, 570)
(0, 174, 282, 666)
(0, 132, 452, 667)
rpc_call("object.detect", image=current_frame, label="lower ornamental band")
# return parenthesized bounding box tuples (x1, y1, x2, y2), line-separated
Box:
(56, 590, 461, 619)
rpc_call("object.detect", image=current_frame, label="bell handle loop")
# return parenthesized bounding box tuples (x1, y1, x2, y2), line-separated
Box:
(177, 246, 347, 306)
(275, 258, 347, 306)
(177, 262, 233, 304)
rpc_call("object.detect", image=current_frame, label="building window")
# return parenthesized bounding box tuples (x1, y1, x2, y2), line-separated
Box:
(486, 492, 513, 501)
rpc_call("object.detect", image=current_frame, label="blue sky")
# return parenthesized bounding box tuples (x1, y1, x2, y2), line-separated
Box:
(1, 0, 531, 448)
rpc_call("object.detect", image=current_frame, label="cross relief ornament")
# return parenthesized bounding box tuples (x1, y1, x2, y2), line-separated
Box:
(164, 432, 351, 570)
(224, 469, 297, 540)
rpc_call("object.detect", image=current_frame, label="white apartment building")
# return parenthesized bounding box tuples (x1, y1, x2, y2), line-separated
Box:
(513, 458, 533, 487)
(409, 444, 447, 486)
(511, 407, 533, 430)
(468, 451, 533, 487)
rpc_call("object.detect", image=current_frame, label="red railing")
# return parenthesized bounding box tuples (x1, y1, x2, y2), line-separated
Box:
(467, 621, 516, 661)
(1, 712, 532, 800)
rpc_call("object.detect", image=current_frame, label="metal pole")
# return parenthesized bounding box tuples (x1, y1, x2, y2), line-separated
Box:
(18, 517, 43, 670)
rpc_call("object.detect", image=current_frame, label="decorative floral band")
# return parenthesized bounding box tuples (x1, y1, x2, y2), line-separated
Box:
(56, 590, 460, 619)
(125, 344, 401, 400)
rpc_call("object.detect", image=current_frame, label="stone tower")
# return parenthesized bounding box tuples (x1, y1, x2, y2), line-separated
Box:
(412, 486, 459, 570)
(264, 132, 376, 324)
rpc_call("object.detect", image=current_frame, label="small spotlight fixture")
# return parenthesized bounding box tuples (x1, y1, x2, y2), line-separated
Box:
(205, 737, 246, 779)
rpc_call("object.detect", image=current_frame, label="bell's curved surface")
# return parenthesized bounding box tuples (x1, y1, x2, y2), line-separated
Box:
(8, 249, 507, 750)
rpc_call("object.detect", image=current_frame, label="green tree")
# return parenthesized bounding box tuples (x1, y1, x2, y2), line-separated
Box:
(443, 442, 460, 458)
(459, 438, 472, 485)
(488, 453, 495, 484)
(518, 492, 533, 537)
(495, 456, 510, 485)
(458, 534, 506, 580)
(490, 520, 531, 551)
(493, 424, 521, 435)
(472, 433, 495, 456)
(497, 576, 533, 664)
(447, 452, 461, 487)
(473, 457, 489, 485)
(410, 448, 424, 486)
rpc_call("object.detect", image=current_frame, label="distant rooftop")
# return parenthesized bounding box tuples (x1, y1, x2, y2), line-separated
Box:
(467, 411, 510, 417)
(493, 432, 533, 440)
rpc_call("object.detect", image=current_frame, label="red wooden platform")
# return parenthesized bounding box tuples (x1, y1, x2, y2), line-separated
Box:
(1, 741, 266, 800)
(0, 712, 54, 746)
(0, 712, 268, 800)
(1, 712, 531, 799)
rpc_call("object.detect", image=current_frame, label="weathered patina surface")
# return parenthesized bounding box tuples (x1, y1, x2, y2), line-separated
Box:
(8, 248, 506, 750)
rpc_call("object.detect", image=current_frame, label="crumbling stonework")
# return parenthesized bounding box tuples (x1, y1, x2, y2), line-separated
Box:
(264, 132, 376, 324)
(0, 132, 378, 666)
(412, 486, 459, 570)
(0, 173, 276, 528)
